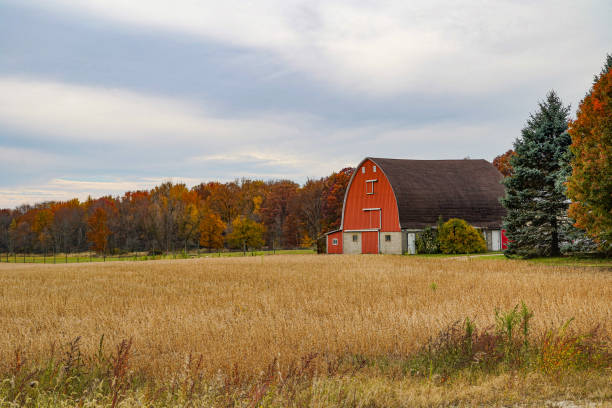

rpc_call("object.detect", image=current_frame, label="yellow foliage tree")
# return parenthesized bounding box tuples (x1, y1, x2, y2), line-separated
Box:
(227, 216, 265, 252)
(438, 218, 487, 254)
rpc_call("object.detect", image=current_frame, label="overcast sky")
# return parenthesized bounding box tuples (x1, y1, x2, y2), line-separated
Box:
(1, 1, 610, 208)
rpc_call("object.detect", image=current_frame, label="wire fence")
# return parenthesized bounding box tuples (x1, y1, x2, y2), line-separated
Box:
(0, 248, 316, 264)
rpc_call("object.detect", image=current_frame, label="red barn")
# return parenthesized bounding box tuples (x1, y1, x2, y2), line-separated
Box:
(326, 157, 507, 254)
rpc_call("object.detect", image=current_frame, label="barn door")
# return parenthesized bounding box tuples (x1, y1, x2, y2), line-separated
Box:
(362, 231, 379, 254)
(491, 230, 501, 251)
(407, 233, 416, 254)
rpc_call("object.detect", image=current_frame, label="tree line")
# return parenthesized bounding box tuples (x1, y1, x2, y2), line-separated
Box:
(0, 169, 353, 255)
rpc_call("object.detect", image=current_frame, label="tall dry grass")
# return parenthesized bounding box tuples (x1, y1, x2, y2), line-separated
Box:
(0, 255, 610, 381)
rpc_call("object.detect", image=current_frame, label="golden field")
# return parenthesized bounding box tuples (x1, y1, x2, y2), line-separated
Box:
(0, 254, 610, 383)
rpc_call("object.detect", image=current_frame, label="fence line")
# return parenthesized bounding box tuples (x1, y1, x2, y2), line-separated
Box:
(0, 248, 316, 264)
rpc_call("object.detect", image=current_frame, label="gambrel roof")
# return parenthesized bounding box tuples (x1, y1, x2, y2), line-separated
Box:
(368, 158, 506, 229)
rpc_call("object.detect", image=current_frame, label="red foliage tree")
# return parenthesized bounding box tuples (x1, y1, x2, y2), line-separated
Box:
(321, 167, 354, 232)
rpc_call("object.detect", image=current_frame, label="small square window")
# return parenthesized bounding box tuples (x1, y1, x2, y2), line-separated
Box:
(373, 165, 377, 173)
(332, 238, 338, 245)
(361, 166, 365, 173)
(385, 234, 391, 242)
(366, 179, 376, 195)
(352, 234, 358, 242)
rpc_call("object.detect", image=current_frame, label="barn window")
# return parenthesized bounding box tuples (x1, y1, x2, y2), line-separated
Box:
(361, 166, 365, 174)
(352, 234, 358, 242)
(373, 165, 377, 173)
(385, 234, 391, 242)
(366, 179, 377, 195)
(332, 238, 338, 245)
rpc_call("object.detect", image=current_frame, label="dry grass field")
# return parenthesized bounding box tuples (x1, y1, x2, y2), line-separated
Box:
(0, 255, 611, 406)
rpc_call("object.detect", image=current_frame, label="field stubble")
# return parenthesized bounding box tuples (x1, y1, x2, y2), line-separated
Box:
(0, 254, 610, 383)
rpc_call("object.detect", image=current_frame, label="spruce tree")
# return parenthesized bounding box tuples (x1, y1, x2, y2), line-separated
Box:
(502, 91, 572, 257)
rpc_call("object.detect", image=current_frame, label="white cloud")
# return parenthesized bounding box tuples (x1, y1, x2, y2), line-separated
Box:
(17, 0, 610, 96)
(190, 151, 318, 170)
(0, 76, 307, 146)
(0, 75, 359, 165)
(0, 146, 63, 168)
(48, 177, 200, 191)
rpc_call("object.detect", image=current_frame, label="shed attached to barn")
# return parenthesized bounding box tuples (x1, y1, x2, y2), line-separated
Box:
(325, 157, 507, 254)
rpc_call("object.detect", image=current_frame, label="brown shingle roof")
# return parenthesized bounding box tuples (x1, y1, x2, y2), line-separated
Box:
(369, 158, 506, 229)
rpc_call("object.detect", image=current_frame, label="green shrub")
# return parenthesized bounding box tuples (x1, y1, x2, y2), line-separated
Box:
(438, 218, 487, 254)
(415, 227, 440, 254)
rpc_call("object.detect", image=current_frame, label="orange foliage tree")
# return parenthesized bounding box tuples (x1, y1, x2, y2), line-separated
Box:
(492, 150, 516, 177)
(86, 198, 116, 253)
(87, 208, 110, 253)
(199, 209, 225, 251)
(566, 55, 612, 252)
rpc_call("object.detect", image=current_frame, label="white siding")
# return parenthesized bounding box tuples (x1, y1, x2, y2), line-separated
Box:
(380, 232, 402, 254)
(343, 232, 362, 254)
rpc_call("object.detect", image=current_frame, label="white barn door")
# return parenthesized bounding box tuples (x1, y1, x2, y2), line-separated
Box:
(491, 230, 501, 251)
(407, 233, 416, 254)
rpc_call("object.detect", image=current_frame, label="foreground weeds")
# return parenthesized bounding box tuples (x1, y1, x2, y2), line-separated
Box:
(2, 305, 610, 407)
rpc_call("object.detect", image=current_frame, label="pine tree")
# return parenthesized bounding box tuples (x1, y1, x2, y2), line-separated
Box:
(502, 91, 572, 257)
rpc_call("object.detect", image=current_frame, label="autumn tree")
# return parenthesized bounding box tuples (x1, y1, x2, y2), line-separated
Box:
(261, 180, 299, 247)
(116, 190, 151, 252)
(321, 167, 354, 232)
(227, 216, 265, 252)
(50, 199, 86, 254)
(199, 209, 225, 251)
(176, 190, 202, 254)
(150, 182, 196, 253)
(237, 179, 267, 220)
(86, 198, 116, 253)
(492, 150, 516, 177)
(87, 208, 110, 253)
(32, 208, 54, 253)
(502, 91, 573, 257)
(205, 181, 241, 225)
(566, 55, 612, 253)
(294, 178, 325, 246)
(9, 206, 37, 254)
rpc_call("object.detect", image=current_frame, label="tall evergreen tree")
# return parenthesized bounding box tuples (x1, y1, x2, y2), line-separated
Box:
(502, 91, 572, 257)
